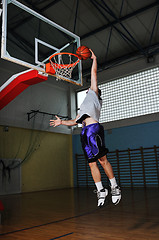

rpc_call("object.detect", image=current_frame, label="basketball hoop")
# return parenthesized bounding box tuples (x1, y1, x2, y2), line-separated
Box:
(49, 52, 80, 81)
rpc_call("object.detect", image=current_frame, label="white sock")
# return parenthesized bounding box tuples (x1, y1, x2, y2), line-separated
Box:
(109, 177, 118, 188)
(95, 181, 104, 192)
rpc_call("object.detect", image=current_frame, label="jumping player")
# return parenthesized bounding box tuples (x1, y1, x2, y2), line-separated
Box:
(50, 49, 121, 207)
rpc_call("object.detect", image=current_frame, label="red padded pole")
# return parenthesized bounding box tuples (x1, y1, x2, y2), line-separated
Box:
(0, 70, 48, 110)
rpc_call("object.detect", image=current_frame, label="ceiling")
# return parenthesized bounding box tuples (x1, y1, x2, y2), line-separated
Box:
(1, 0, 159, 83)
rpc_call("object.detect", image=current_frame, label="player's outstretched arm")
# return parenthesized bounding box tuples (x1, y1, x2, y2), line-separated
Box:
(50, 115, 79, 127)
(90, 49, 98, 95)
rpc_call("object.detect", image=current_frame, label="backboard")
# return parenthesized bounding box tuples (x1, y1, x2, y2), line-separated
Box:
(1, 0, 82, 86)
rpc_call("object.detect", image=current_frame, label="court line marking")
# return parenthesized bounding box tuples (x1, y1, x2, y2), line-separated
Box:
(50, 232, 74, 239)
(0, 208, 99, 236)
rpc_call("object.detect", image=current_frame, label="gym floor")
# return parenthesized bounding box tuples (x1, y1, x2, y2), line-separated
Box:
(0, 187, 159, 240)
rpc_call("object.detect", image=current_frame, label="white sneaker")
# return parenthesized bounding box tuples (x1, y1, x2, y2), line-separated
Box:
(111, 186, 121, 205)
(96, 188, 108, 207)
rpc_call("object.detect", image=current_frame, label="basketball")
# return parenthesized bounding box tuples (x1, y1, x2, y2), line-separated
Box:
(76, 46, 91, 60)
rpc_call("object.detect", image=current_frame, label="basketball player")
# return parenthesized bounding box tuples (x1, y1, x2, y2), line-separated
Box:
(50, 49, 121, 207)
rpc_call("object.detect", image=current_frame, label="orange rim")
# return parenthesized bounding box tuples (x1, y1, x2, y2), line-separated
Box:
(49, 52, 80, 69)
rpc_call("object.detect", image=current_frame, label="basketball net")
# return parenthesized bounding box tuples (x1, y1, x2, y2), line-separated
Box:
(49, 53, 80, 81)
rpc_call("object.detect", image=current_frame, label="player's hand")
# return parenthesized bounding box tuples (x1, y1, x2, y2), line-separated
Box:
(50, 115, 62, 127)
(89, 49, 96, 59)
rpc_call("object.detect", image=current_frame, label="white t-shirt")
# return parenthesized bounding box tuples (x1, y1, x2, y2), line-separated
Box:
(76, 88, 102, 124)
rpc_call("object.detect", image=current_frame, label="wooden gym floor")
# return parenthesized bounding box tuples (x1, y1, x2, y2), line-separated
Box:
(0, 187, 159, 240)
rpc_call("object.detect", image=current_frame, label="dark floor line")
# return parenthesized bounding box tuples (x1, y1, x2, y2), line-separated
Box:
(1, 192, 158, 237)
(50, 232, 74, 239)
(0, 208, 99, 236)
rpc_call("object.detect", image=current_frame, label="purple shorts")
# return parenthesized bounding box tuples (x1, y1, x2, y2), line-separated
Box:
(80, 123, 109, 163)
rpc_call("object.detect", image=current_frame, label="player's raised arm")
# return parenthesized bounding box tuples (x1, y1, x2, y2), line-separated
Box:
(89, 49, 98, 95)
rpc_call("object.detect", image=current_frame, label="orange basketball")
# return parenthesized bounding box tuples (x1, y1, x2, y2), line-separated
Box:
(76, 46, 91, 60)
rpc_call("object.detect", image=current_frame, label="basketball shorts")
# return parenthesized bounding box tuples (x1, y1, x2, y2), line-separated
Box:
(80, 123, 109, 163)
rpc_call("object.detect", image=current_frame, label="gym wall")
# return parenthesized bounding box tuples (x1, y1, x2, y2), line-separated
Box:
(72, 120, 159, 187)
(0, 59, 74, 193)
(0, 125, 73, 193)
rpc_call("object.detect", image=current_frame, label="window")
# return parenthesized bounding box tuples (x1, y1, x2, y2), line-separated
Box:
(77, 89, 87, 111)
(77, 67, 159, 123)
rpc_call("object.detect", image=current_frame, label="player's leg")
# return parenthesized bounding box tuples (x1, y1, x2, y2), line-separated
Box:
(98, 155, 121, 205)
(89, 161, 108, 207)
(80, 123, 108, 207)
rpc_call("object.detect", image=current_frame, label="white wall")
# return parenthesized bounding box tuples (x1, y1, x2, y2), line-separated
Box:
(97, 55, 159, 85)
(0, 58, 75, 134)
(1, 54, 159, 134)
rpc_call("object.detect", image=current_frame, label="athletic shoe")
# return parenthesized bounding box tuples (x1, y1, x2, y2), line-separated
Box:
(111, 186, 121, 205)
(95, 188, 108, 207)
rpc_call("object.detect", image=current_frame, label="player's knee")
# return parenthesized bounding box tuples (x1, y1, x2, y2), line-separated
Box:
(89, 161, 97, 169)
(98, 156, 109, 165)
